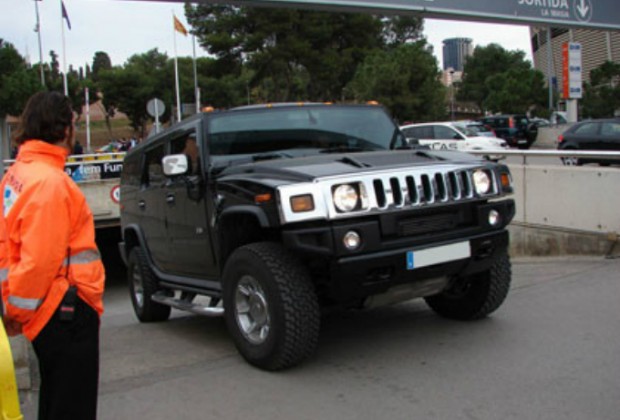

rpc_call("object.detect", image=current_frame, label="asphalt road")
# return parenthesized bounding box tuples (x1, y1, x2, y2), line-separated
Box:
(19, 241, 620, 420)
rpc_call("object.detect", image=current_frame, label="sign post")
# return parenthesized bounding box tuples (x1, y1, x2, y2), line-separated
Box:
(147, 98, 166, 135)
(562, 42, 583, 123)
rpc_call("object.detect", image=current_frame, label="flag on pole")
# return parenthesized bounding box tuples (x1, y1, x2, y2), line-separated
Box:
(61, 0, 71, 30)
(173, 15, 188, 36)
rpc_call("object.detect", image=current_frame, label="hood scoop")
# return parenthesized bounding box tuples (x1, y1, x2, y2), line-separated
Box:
(337, 156, 372, 169)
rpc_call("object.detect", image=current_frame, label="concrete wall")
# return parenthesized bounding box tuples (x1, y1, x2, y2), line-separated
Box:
(509, 163, 620, 235)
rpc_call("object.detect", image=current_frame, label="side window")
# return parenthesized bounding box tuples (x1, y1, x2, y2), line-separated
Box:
(121, 158, 140, 187)
(600, 122, 620, 136)
(411, 126, 433, 139)
(574, 123, 599, 135)
(170, 131, 201, 176)
(143, 144, 165, 187)
(434, 125, 461, 140)
(401, 127, 416, 137)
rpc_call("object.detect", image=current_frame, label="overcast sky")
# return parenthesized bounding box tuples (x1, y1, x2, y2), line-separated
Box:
(1, 0, 533, 72)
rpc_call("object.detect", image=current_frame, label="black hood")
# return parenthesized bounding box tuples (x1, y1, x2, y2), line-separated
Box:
(216, 150, 482, 184)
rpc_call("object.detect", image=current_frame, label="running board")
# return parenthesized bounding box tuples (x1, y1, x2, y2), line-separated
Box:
(151, 293, 224, 317)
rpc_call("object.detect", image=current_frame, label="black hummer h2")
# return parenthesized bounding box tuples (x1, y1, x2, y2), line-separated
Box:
(119, 103, 515, 371)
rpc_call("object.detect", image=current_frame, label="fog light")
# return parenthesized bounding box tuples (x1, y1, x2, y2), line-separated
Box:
(488, 209, 501, 226)
(343, 231, 361, 250)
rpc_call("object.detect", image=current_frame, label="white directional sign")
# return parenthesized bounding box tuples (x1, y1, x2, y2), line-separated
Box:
(562, 42, 583, 99)
(148, 0, 620, 30)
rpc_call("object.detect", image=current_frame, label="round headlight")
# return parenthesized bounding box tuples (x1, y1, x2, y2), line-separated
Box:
(343, 231, 362, 250)
(488, 209, 501, 226)
(472, 170, 492, 195)
(333, 184, 359, 212)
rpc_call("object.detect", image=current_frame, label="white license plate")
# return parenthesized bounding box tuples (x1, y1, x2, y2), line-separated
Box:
(406, 241, 470, 270)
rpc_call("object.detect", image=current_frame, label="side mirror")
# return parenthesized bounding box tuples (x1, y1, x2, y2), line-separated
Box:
(162, 154, 189, 176)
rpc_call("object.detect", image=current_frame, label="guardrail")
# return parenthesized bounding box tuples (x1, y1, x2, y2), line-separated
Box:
(470, 149, 620, 237)
(472, 149, 620, 166)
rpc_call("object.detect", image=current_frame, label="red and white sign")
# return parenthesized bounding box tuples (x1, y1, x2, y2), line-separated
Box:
(562, 42, 583, 99)
(110, 185, 121, 204)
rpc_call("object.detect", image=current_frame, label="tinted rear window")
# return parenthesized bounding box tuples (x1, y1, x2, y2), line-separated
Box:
(573, 123, 599, 135)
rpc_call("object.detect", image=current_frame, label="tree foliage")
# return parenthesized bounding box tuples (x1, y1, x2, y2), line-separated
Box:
(91, 51, 112, 82)
(348, 42, 446, 123)
(98, 49, 174, 133)
(458, 43, 535, 113)
(483, 66, 547, 114)
(0, 40, 41, 117)
(185, 6, 423, 102)
(581, 61, 620, 118)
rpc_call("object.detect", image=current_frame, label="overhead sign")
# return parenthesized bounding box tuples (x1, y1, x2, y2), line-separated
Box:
(562, 42, 583, 99)
(155, 0, 619, 30)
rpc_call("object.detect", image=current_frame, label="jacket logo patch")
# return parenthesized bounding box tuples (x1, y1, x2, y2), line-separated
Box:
(3, 185, 19, 216)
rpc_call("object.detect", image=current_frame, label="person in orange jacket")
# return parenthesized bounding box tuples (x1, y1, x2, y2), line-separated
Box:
(0, 91, 105, 420)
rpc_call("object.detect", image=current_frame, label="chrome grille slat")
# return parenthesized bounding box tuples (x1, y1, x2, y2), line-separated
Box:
(277, 163, 504, 224)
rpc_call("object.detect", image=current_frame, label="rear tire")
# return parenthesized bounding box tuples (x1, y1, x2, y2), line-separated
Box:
(223, 242, 320, 371)
(425, 251, 511, 320)
(127, 248, 171, 322)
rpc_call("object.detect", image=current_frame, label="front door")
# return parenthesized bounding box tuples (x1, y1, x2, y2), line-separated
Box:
(164, 125, 218, 278)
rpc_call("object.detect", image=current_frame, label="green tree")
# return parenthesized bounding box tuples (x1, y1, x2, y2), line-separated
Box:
(0, 41, 41, 117)
(483, 67, 547, 114)
(91, 51, 112, 82)
(458, 44, 531, 112)
(98, 49, 174, 135)
(347, 42, 446, 123)
(581, 61, 620, 118)
(185, 6, 415, 102)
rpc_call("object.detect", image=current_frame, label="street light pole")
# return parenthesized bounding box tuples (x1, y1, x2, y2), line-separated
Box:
(449, 69, 455, 121)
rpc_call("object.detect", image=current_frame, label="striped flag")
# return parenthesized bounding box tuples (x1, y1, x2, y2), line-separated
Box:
(173, 15, 188, 36)
(61, 0, 71, 30)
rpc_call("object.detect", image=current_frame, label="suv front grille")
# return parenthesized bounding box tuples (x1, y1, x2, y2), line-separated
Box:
(397, 212, 460, 237)
(277, 163, 501, 224)
(370, 169, 474, 208)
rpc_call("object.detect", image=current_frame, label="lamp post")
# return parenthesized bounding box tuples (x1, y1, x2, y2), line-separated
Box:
(449, 69, 456, 121)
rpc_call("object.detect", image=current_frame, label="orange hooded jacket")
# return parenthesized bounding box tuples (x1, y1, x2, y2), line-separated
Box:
(0, 140, 105, 341)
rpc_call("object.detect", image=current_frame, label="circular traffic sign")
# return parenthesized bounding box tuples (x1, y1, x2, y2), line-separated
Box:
(147, 98, 165, 118)
(110, 185, 121, 204)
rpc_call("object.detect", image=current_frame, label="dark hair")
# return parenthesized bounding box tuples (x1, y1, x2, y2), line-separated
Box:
(13, 91, 73, 145)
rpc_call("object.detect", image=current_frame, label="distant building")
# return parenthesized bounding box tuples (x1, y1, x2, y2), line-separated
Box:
(530, 27, 620, 87)
(441, 69, 463, 87)
(442, 38, 473, 72)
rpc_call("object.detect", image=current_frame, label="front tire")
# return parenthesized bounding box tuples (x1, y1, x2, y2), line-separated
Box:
(223, 242, 320, 371)
(127, 248, 171, 322)
(425, 251, 511, 320)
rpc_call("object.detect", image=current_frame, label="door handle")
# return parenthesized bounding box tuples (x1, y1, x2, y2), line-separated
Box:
(166, 194, 175, 204)
(138, 200, 146, 209)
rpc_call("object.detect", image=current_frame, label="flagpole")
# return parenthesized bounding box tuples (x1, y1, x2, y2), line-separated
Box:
(85, 87, 91, 152)
(173, 13, 182, 123)
(34, 0, 45, 87)
(192, 34, 199, 113)
(61, 1, 68, 96)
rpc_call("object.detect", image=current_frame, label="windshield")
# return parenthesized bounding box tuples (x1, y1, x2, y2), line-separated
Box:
(206, 106, 402, 156)
(452, 123, 479, 137)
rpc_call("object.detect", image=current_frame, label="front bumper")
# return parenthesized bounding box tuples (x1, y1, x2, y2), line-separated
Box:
(328, 230, 509, 302)
(282, 199, 514, 303)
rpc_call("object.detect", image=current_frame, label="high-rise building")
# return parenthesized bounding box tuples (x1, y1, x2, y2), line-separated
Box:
(442, 38, 474, 72)
(530, 27, 620, 86)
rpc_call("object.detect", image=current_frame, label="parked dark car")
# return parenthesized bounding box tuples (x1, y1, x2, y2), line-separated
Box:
(477, 114, 538, 149)
(557, 118, 620, 166)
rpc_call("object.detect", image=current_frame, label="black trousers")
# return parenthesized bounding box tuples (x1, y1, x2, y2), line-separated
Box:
(32, 296, 100, 420)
